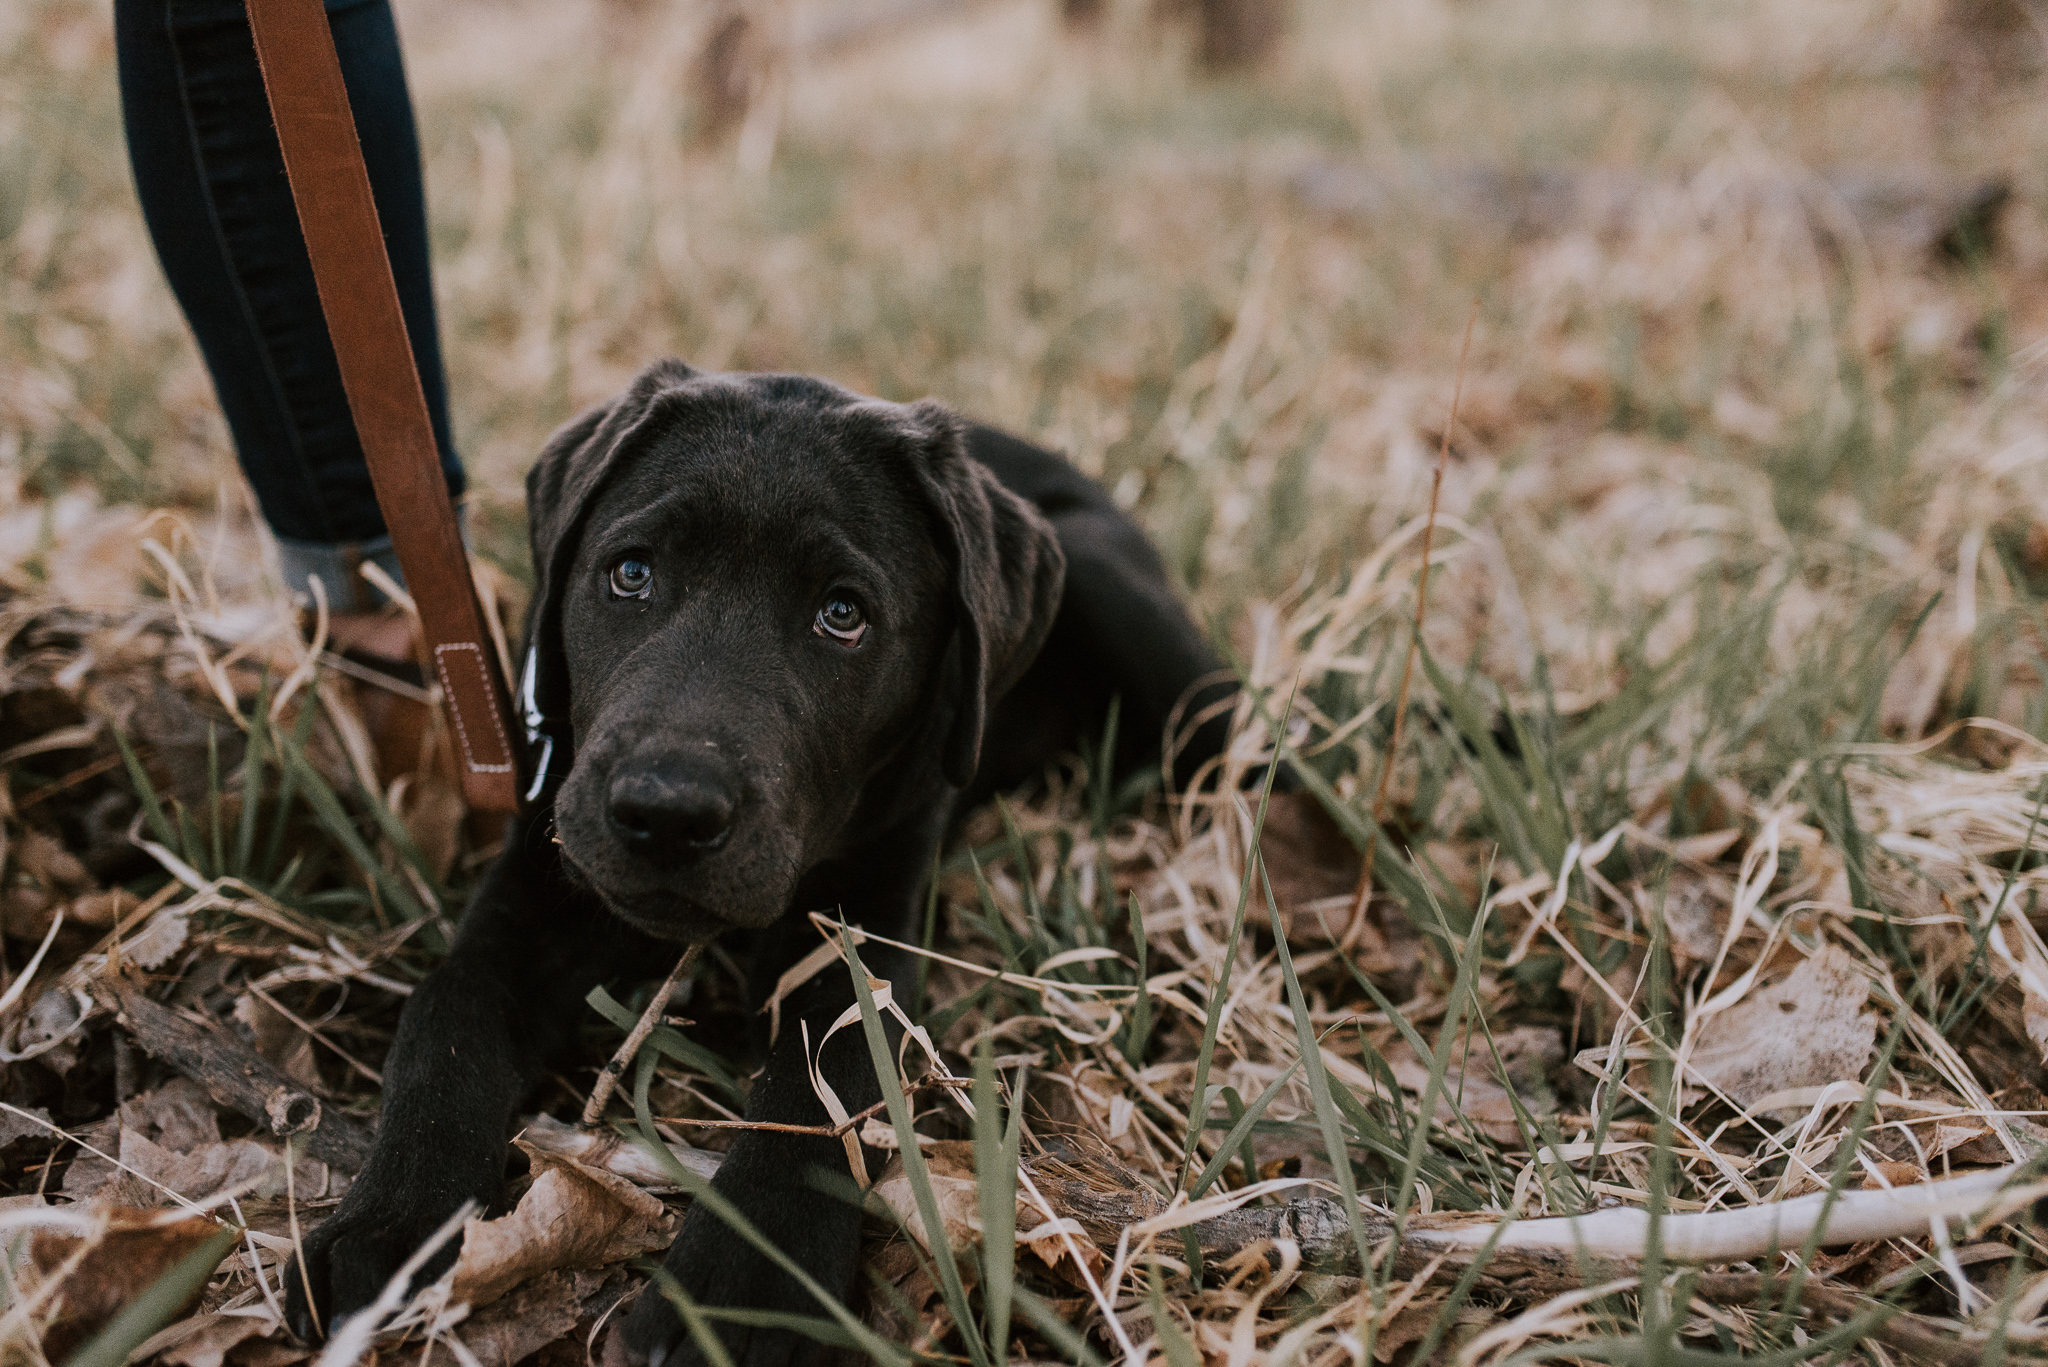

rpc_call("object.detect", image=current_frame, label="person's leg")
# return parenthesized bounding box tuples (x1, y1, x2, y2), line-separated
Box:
(115, 0, 461, 611)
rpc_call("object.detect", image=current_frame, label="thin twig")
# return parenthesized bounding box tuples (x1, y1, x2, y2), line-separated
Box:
(582, 944, 703, 1125)
(91, 973, 373, 1172)
(1346, 303, 1478, 943)
(245, 981, 383, 1084)
(653, 1072, 968, 1139)
(12, 749, 134, 810)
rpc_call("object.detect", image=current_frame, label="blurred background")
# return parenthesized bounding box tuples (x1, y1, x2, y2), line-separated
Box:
(5, 0, 2043, 713)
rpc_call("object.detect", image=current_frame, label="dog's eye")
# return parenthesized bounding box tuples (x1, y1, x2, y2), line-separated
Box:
(814, 596, 867, 645)
(608, 557, 654, 600)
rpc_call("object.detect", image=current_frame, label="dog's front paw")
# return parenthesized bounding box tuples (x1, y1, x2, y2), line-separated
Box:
(283, 1198, 469, 1342)
(611, 1161, 862, 1367)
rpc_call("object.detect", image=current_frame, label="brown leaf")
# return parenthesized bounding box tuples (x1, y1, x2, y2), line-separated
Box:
(225, 1339, 312, 1367)
(123, 1077, 224, 1150)
(60, 1080, 327, 1206)
(29, 1212, 229, 1361)
(1687, 944, 1878, 1111)
(868, 1140, 985, 1260)
(155, 1312, 274, 1367)
(14, 827, 93, 895)
(450, 1270, 584, 1367)
(0, 1104, 54, 1149)
(1378, 1026, 1562, 1143)
(232, 993, 323, 1091)
(121, 1130, 282, 1205)
(1862, 1161, 1925, 1190)
(1371, 1295, 1444, 1363)
(448, 1142, 679, 1309)
(392, 773, 466, 881)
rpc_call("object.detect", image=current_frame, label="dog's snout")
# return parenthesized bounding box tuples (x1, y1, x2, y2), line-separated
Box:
(606, 759, 736, 857)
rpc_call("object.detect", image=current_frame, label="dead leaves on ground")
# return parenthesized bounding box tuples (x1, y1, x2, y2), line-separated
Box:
(23, 1211, 234, 1362)
(1684, 942, 1881, 1111)
(448, 1142, 677, 1308)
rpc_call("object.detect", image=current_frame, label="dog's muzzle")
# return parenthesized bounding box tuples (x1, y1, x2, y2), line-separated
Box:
(603, 752, 740, 863)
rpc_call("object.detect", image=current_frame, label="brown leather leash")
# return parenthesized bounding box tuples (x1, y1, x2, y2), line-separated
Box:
(243, 0, 520, 812)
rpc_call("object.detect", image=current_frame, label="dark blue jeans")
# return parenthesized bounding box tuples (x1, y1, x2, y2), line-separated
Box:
(116, 0, 462, 608)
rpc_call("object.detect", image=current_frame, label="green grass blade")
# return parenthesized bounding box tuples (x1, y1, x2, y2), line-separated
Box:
(995, 796, 1044, 928)
(972, 1034, 1018, 1361)
(649, 1267, 739, 1367)
(1010, 1285, 1107, 1367)
(1232, 658, 1461, 940)
(60, 1223, 240, 1367)
(1390, 889, 1491, 1240)
(113, 727, 177, 851)
(1176, 700, 1287, 1189)
(260, 700, 319, 883)
(272, 730, 424, 922)
(916, 848, 942, 1016)
(173, 799, 206, 878)
(1258, 854, 1374, 1276)
(1148, 1265, 1202, 1367)
(588, 986, 745, 1105)
(1416, 646, 1553, 873)
(1091, 693, 1121, 838)
(233, 680, 269, 878)
(844, 935, 994, 1367)
(1123, 891, 1152, 1065)
(1189, 1064, 1298, 1199)
(622, 1128, 911, 1366)
(205, 721, 225, 877)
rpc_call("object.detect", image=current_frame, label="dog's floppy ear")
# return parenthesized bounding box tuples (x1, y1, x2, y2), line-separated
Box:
(900, 400, 1065, 788)
(519, 358, 702, 801)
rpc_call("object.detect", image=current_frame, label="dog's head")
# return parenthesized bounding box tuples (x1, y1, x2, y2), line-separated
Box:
(521, 361, 1064, 941)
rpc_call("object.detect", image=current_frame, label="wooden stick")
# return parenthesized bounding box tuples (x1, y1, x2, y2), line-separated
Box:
(92, 973, 374, 1173)
(1029, 1143, 2021, 1293)
(582, 945, 702, 1126)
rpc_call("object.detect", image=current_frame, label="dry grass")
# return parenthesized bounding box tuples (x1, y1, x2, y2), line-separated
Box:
(5, 0, 2048, 1361)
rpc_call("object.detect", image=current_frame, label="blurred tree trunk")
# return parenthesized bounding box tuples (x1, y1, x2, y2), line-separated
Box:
(691, 8, 765, 144)
(1931, 0, 2043, 124)
(1196, 0, 1287, 69)
(1060, 0, 1108, 28)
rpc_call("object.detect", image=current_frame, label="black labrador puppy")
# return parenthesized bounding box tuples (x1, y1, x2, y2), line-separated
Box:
(285, 359, 1239, 1363)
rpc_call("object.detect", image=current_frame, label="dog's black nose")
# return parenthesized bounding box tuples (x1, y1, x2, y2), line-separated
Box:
(607, 764, 735, 856)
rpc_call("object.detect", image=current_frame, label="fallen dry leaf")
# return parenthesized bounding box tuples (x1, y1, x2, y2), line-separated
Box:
(447, 1269, 584, 1367)
(867, 1141, 1112, 1288)
(1371, 1293, 1446, 1363)
(1687, 944, 1879, 1111)
(447, 1141, 678, 1309)
(119, 1077, 223, 1150)
(27, 1211, 233, 1361)
(1863, 1161, 1925, 1190)
(232, 992, 324, 1091)
(1379, 1026, 1562, 1144)
(0, 1103, 54, 1149)
(150, 1310, 277, 1367)
(868, 1140, 985, 1260)
(61, 1079, 329, 1205)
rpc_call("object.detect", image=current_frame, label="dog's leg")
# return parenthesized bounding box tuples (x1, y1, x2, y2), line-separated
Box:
(614, 828, 931, 1367)
(285, 812, 636, 1337)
